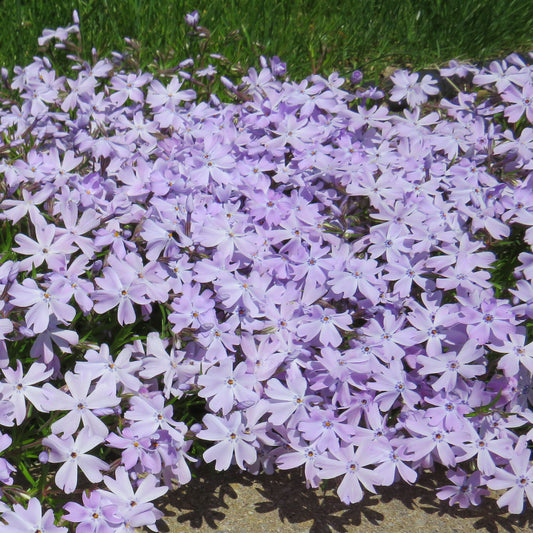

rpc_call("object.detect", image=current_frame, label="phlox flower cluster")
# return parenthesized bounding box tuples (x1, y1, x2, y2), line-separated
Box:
(0, 9, 532, 531)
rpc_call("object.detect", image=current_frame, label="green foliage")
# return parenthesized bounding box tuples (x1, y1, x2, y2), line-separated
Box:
(1, 0, 532, 81)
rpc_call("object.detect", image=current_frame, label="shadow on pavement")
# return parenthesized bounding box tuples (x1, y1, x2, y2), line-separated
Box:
(158, 463, 533, 533)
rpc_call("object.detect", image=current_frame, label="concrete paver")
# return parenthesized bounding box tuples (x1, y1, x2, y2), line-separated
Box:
(157, 465, 533, 533)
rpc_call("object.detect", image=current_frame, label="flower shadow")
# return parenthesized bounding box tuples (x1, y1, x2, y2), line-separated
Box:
(159, 463, 533, 533)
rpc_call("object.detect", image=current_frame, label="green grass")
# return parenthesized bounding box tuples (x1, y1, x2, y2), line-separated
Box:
(1, 0, 533, 81)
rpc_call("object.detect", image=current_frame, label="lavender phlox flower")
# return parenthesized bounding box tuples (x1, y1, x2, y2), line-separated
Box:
(44, 371, 120, 437)
(360, 309, 417, 361)
(0, 433, 15, 485)
(458, 295, 518, 344)
(38, 23, 78, 45)
(264, 363, 321, 426)
(405, 413, 473, 468)
(147, 76, 196, 109)
(42, 427, 108, 493)
(472, 60, 521, 92)
(389, 69, 439, 107)
(196, 210, 257, 257)
(92, 219, 136, 258)
(140, 218, 183, 261)
(168, 282, 216, 333)
(60, 73, 99, 112)
(315, 443, 380, 504)
(406, 298, 465, 356)
(276, 431, 323, 488)
(109, 72, 152, 107)
(298, 406, 354, 453)
(98, 466, 168, 530)
(383, 254, 431, 297)
(440, 59, 478, 78)
(123, 391, 187, 441)
(55, 202, 100, 257)
(188, 135, 235, 186)
(198, 358, 258, 415)
(361, 436, 418, 486)
(309, 346, 370, 406)
(494, 127, 533, 163)
(417, 339, 486, 392)
(0, 182, 54, 225)
(74, 343, 142, 393)
(367, 224, 410, 262)
(0, 398, 14, 427)
(63, 490, 117, 533)
(106, 427, 160, 473)
(241, 333, 286, 381)
(437, 468, 490, 508)
(120, 252, 170, 303)
(93, 263, 150, 325)
(13, 219, 77, 272)
(433, 253, 493, 292)
(297, 306, 352, 348)
(139, 332, 191, 398)
(352, 403, 396, 446)
(367, 358, 420, 411)
(1, 360, 52, 424)
(423, 390, 473, 431)
(215, 270, 269, 316)
(198, 412, 258, 470)
(49, 255, 95, 314)
(197, 316, 241, 363)
(8, 278, 76, 334)
(453, 424, 515, 475)
(488, 331, 533, 377)
(328, 255, 382, 304)
(488, 445, 533, 514)
(0, 497, 67, 532)
(502, 82, 533, 123)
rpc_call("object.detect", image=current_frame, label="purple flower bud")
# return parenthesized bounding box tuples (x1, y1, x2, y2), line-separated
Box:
(42, 56, 52, 69)
(91, 259, 103, 273)
(179, 58, 194, 69)
(72, 9, 80, 24)
(185, 10, 200, 27)
(39, 451, 49, 464)
(190, 423, 203, 434)
(1, 68, 8, 83)
(259, 56, 268, 69)
(270, 56, 286, 76)
(350, 70, 363, 84)
(220, 76, 235, 90)
(210, 94, 221, 107)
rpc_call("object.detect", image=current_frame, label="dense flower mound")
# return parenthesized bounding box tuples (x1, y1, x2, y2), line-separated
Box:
(0, 11, 532, 530)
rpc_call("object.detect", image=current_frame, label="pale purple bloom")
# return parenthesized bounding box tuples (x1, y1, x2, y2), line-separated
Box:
(43, 427, 108, 493)
(93, 265, 149, 325)
(315, 444, 380, 504)
(43, 372, 120, 437)
(198, 412, 257, 470)
(198, 358, 258, 415)
(0, 497, 67, 532)
(437, 469, 490, 508)
(1, 360, 52, 423)
(488, 447, 533, 514)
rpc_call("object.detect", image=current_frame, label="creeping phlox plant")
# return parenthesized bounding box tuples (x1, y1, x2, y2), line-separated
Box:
(0, 9, 532, 531)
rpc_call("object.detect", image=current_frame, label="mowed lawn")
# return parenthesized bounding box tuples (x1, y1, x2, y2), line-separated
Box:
(2, 0, 533, 80)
